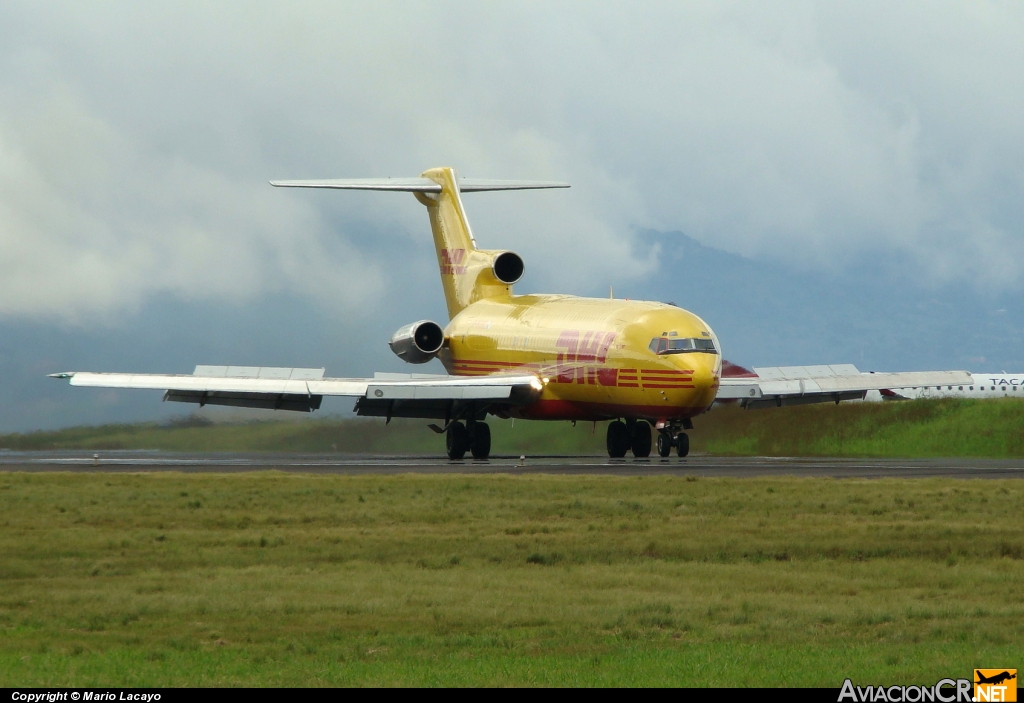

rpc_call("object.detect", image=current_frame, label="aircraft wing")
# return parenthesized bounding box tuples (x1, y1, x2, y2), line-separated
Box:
(716, 365, 974, 409)
(50, 366, 543, 417)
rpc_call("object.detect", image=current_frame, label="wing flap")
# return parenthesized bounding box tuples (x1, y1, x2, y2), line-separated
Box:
(164, 390, 322, 412)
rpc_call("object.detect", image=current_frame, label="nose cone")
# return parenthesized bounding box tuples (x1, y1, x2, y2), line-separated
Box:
(672, 351, 720, 407)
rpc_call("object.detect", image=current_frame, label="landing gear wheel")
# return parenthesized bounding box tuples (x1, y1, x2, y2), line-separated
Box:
(656, 432, 673, 457)
(470, 422, 491, 460)
(446, 422, 468, 460)
(631, 420, 652, 457)
(676, 432, 690, 457)
(606, 420, 630, 458)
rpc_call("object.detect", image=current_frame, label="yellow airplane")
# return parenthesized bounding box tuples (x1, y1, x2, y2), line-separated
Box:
(51, 167, 972, 460)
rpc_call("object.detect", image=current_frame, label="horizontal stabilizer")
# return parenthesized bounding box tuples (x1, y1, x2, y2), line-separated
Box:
(269, 178, 569, 192)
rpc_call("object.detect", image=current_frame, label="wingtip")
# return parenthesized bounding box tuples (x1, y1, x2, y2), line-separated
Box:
(48, 372, 74, 379)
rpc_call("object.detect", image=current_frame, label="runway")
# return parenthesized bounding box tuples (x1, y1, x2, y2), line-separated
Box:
(1, 450, 1023, 478)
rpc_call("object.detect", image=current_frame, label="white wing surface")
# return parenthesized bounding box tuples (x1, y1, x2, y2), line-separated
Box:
(717, 365, 974, 409)
(50, 366, 543, 416)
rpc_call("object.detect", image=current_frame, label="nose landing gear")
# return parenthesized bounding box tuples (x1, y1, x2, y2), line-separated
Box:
(675, 432, 689, 457)
(656, 431, 672, 457)
(655, 428, 690, 458)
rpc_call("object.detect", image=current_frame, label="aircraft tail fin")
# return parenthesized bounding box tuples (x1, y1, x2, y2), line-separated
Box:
(272, 168, 568, 319)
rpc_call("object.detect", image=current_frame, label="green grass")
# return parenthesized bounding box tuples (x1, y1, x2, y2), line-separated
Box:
(4, 398, 1024, 458)
(0, 415, 607, 455)
(0, 472, 1021, 686)
(699, 398, 1024, 458)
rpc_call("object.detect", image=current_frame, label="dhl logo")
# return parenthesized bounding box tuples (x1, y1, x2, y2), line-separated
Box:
(440, 248, 467, 275)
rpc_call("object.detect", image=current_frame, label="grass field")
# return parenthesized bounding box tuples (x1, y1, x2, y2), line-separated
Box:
(0, 414, 605, 455)
(3, 398, 1024, 458)
(699, 398, 1024, 458)
(1, 472, 1021, 686)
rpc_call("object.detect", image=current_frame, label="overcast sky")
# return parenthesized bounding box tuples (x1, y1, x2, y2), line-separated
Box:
(1, 2, 1023, 430)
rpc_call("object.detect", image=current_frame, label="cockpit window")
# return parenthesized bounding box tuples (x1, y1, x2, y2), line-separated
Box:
(648, 337, 717, 355)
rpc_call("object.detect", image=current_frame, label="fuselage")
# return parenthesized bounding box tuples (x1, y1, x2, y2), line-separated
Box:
(438, 294, 721, 422)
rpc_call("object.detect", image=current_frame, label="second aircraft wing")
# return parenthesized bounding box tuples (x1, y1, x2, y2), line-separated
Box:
(717, 364, 974, 409)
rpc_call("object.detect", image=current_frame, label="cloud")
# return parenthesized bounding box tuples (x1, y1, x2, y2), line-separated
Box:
(0, 83, 385, 321)
(0, 1, 1022, 324)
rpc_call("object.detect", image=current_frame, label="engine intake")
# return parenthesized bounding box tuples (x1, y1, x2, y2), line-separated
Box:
(389, 320, 445, 364)
(492, 251, 525, 284)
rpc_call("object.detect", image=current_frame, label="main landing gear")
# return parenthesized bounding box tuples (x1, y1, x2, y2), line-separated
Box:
(606, 420, 689, 458)
(606, 419, 653, 458)
(446, 421, 491, 460)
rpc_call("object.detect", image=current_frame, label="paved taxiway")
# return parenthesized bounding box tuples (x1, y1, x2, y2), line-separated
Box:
(1, 451, 1022, 478)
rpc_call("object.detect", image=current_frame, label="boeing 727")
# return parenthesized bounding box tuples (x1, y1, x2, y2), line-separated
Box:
(51, 167, 972, 459)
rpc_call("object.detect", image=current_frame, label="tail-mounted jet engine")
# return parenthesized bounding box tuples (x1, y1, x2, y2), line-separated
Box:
(389, 320, 445, 364)
(491, 251, 525, 284)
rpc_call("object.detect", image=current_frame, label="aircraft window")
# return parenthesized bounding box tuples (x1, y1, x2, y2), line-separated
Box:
(970, 386, 974, 390)
(648, 337, 716, 355)
(1002, 387, 1007, 391)
(959, 386, 963, 391)
(948, 386, 952, 390)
